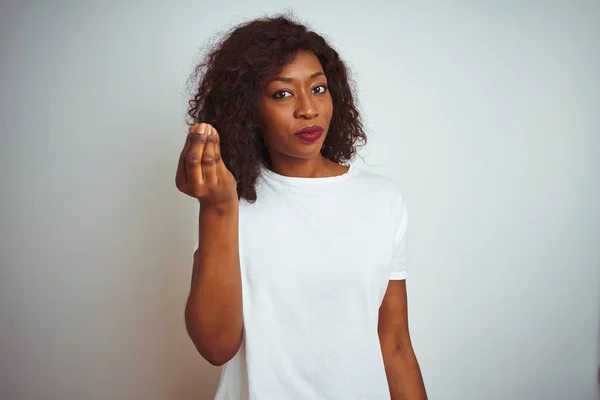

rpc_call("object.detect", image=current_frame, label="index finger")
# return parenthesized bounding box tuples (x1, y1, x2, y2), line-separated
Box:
(177, 124, 208, 186)
(185, 123, 210, 188)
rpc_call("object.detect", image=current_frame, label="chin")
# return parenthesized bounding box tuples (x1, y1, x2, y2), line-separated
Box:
(284, 146, 323, 160)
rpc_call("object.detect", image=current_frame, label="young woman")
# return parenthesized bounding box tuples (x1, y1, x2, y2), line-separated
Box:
(175, 14, 427, 400)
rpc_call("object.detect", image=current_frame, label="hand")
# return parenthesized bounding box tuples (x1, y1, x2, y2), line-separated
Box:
(176, 123, 238, 208)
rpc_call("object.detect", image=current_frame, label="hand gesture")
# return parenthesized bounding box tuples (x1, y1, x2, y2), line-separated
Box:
(176, 123, 238, 207)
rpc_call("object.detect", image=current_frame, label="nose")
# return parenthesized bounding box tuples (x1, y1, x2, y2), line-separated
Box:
(294, 92, 318, 120)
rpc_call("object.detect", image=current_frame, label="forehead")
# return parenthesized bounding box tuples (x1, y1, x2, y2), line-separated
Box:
(275, 50, 324, 77)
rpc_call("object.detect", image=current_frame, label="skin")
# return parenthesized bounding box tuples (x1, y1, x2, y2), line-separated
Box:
(176, 124, 243, 366)
(258, 50, 348, 178)
(379, 280, 428, 399)
(177, 50, 427, 397)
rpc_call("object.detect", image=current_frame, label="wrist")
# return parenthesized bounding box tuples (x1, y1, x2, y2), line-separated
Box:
(199, 199, 239, 216)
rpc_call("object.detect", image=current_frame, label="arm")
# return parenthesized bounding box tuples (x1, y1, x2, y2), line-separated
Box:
(186, 201, 243, 366)
(177, 123, 243, 367)
(378, 280, 427, 400)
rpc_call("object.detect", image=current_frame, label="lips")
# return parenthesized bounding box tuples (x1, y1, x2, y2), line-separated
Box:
(295, 132, 322, 144)
(294, 125, 324, 143)
(295, 125, 324, 135)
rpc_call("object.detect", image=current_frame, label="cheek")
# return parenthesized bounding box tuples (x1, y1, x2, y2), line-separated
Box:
(323, 98, 334, 124)
(262, 107, 289, 131)
(323, 94, 334, 112)
(259, 109, 287, 144)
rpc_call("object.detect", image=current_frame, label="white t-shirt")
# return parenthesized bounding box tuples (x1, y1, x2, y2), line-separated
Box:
(193, 163, 408, 399)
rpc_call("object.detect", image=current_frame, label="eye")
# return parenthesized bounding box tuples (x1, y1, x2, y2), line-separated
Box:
(272, 90, 292, 99)
(312, 84, 328, 94)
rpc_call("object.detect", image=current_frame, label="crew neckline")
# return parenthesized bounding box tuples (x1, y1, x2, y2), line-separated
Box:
(260, 163, 356, 185)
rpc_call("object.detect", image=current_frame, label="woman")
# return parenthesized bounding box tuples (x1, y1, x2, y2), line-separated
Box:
(175, 14, 427, 399)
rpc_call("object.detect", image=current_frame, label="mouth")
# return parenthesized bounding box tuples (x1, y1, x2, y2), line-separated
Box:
(294, 125, 324, 143)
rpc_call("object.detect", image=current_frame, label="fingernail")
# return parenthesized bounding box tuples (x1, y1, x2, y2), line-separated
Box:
(207, 130, 213, 136)
(197, 127, 205, 135)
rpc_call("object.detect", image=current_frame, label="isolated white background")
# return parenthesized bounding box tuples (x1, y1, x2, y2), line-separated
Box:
(1, 1, 599, 399)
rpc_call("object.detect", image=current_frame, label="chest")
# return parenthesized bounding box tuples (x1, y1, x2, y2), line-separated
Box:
(238, 194, 395, 302)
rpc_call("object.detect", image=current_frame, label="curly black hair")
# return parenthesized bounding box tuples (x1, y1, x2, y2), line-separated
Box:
(186, 14, 366, 202)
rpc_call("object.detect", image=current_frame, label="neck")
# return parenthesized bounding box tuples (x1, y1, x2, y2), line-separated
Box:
(268, 154, 335, 178)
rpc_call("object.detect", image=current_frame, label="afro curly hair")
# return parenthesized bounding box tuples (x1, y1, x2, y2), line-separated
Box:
(186, 14, 366, 202)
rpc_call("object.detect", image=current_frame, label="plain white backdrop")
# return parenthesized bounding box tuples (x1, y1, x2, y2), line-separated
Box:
(1, 1, 599, 399)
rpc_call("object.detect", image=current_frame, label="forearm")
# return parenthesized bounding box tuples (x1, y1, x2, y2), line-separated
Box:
(382, 345, 427, 400)
(185, 200, 243, 366)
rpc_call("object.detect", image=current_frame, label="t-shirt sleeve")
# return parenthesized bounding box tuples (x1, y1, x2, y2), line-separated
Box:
(389, 193, 408, 280)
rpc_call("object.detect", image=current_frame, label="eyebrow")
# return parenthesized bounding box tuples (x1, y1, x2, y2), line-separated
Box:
(271, 71, 325, 83)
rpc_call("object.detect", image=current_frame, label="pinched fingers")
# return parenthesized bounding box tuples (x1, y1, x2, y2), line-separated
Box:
(176, 125, 197, 184)
(176, 122, 235, 202)
(201, 124, 220, 187)
(181, 123, 209, 194)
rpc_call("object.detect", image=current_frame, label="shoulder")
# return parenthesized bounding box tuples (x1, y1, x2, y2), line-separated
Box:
(351, 166, 406, 203)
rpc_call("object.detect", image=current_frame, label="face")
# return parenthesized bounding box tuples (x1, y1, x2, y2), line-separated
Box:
(258, 50, 333, 163)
